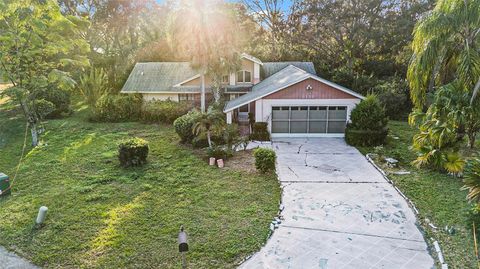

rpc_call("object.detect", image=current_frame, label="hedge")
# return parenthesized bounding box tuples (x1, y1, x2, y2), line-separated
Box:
(118, 137, 149, 167)
(254, 148, 276, 173)
(345, 126, 388, 146)
(250, 122, 270, 141)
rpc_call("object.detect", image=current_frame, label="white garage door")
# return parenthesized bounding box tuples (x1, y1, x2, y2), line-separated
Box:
(271, 106, 347, 134)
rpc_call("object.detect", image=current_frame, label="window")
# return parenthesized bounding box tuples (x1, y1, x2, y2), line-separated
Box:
(236, 70, 252, 83)
(222, 75, 229, 84)
(229, 93, 239, 101)
(178, 94, 195, 101)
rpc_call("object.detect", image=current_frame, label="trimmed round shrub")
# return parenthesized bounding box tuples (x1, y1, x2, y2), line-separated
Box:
(346, 95, 388, 146)
(35, 87, 72, 118)
(250, 122, 270, 141)
(118, 137, 149, 167)
(92, 94, 142, 122)
(142, 100, 193, 124)
(173, 109, 201, 143)
(254, 148, 276, 173)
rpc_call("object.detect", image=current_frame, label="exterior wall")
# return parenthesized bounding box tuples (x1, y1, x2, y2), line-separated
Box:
(255, 98, 361, 137)
(253, 63, 260, 84)
(143, 93, 179, 102)
(241, 59, 254, 75)
(265, 78, 356, 99)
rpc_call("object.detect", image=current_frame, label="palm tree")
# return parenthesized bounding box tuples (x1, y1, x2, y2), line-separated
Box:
(408, 0, 480, 108)
(463, 159, 480, 203)
(193, 107, 225, 148)
(169, 0, 243, 111)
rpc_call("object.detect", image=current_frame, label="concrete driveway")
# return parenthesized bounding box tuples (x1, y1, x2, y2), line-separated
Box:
(240, 138, 434, 269)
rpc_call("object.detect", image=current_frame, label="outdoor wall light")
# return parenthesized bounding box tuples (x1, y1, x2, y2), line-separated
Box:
(306, 84, 313, 91)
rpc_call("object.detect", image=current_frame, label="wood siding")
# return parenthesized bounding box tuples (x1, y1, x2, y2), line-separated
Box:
(264, 78, 357, 99)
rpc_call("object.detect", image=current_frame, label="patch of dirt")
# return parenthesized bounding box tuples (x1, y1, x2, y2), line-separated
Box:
(224, 149, 257, 173)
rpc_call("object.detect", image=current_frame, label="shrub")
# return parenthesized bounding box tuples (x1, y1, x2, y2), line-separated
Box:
(345, 95, 388, 146)
(207, 146, 227, 160)
(463, 158, 480, 203)
(34, 99, 55, 120)
(254, 148, 276, 173)
(192, 137, 209, 148)
(142, 100, 193, 124)
(118, 137, 149, 167)
(173, 109, 201, 143)
(35, 87, 72, 118)
(250, 122, 270, 141)
(224, 124, 240, 151)
(92, 94, 142, 122)
(78, 68, 109, 107)
(345, 127, 389, 147)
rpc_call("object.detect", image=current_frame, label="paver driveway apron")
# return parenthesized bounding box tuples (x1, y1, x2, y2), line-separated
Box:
(240, 138, 434, 269)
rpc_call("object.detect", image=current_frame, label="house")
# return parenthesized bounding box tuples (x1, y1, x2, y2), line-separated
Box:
(121, 53, 364, 137)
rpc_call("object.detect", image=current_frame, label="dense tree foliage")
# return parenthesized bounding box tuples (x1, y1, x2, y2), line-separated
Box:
(59, 0, 173, 90)
(407, 0, 479, 177)
(0, 0, 89, 146)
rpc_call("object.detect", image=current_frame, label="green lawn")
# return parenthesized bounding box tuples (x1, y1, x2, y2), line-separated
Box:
(356, 121, 477, 269)
(0, 101, 281, 268)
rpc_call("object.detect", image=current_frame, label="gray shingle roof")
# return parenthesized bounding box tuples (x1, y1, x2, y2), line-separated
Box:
(224, 65, 364, 112)
(121, 62, 198, 93)
(262, 62, 316, 78)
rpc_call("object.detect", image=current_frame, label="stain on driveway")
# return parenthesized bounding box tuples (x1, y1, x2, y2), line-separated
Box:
(240, 138, 434, 269)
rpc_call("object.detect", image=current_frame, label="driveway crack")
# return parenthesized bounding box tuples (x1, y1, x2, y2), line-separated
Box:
(281, 225, 425, 243)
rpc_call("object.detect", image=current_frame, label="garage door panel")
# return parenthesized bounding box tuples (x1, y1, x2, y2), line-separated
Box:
(271, 106, 347, 134)
(291, 107, 308, 119)
(290, 121, 308, 133)
(327, 121, 346, 133)
(309, 107, 327, 119)
(309, 121, 327, 133)
(328, 107, 347, 120)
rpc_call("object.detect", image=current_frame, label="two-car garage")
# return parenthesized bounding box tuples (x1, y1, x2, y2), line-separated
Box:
(271, 106, 347, 134)
(224, 65, 365, 137)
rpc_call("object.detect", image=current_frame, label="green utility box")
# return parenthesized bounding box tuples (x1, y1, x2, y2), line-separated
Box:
(0, 173, 11, 196)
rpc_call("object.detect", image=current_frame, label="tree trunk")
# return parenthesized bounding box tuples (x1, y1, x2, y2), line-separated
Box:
(30, 123, 39, 147)
(20, 99, 39, 147)
(468, 131, 476, 149)
(201, 73, 206, 113)
(207, 130, 212, 148)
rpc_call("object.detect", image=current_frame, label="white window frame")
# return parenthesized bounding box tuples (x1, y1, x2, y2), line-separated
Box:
(236, 70, 252, 83)
(178, 93, 195, 101)
(222, 75, 229, 84)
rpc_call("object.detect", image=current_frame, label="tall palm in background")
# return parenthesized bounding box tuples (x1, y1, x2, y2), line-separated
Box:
(407, 0, 480, 170)
(408, 0, 480, 108)
(169, 0, 244, 112)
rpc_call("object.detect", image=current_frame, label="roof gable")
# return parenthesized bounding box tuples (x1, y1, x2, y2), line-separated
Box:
(224, 65, 364, 112)
(263, 62, 316, 78)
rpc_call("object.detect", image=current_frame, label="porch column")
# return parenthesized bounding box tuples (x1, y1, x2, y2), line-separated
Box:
(226, 111, 233, 124)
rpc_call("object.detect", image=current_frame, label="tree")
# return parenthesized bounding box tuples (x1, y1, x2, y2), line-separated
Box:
(463, 158, 480, 204)
(408, 0, 480, 151)
(169, 0, 247, 111)
(193, 107, 225, 148)
(408, 0, 480, 108)
(0, 0, 89, 146)
(59, 0, 172, 90)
